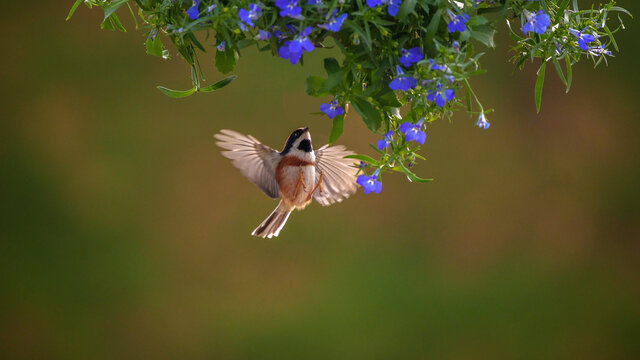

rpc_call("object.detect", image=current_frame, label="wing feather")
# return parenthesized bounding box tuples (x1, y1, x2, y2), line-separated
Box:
(214, 129, 281, 198)
(313, 144, 359, 206)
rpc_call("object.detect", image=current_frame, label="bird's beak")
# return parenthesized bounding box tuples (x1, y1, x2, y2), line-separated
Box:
(301, 127, 311, 140)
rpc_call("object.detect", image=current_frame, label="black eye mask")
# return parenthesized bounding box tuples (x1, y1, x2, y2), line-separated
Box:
(297, 139, 312, 153)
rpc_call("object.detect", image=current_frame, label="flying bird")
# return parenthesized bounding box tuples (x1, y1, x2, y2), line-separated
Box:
(214, 127, 358, 238)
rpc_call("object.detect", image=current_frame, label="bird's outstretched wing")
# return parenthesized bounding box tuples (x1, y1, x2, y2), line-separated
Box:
(313, 144, 359, 206)
(214, 129, 281, 198)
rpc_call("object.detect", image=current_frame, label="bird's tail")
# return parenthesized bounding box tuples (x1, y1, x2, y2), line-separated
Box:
(251, 201, 292, 238)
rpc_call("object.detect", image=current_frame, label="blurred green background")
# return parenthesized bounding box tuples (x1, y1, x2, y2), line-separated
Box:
(2, 1, 639, 359)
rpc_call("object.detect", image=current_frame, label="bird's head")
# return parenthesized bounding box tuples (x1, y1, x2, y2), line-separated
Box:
(281, 127, 314, 160)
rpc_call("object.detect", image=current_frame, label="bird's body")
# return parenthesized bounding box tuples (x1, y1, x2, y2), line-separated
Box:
(276, 155, 316, 210)
(214, 127, 358, 238)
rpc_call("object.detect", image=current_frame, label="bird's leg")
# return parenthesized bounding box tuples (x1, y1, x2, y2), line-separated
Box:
(311, 171, 323, 195)
(293, 166, 306, 197)
(299, 166, 307, 189)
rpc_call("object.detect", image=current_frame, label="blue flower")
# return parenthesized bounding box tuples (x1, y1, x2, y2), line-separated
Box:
(254, 29, 271, 41)
(186, 0, 201, 20)
(420, 79, 433, 87)
(285, 24, 298, 34)
(447, 10, 469, 33)
(319, 101, 344, 119)
(207, 4, 216, 13)
(399, 47, 423, 68)
(239, 4, 262, 27)
(216, 41, 225, 52)
(272, 27, 287, 40)
(237, 21, 248, 32)
(427, 82, 455, 107)
(366, 0, 401, 17)
(452, 41, 461, 53)
(318, 11, 347, 32)
(399, 118, 426, 144)
(428, 59, 445, 71)
(569, 27, 597, 51)
(521, 10, 550, 34)
(289, 26, 314, 54)
(475, 113, 490, 129)
(588, 45, 612, 57)
(386, 0, 402, 17)
(377, 131, 393, 150)
(276, 0, 302, 19)
(389, 65, 417, 91)
(278, 41, 302, 64)
(357, 169, 382, 194)
(279, 27, 314, 64)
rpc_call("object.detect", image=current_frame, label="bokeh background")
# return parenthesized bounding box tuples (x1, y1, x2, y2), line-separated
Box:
(2, 1, 639, 359)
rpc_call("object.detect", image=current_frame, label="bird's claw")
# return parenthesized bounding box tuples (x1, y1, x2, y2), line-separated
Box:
(312, 171, 323, 195)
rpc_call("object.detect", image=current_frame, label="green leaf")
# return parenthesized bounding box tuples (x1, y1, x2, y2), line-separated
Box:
(555, 0, 570, 22)
(351, 97, 382, 131)
(328, 115, 344, 144)
(66, 0, 83, 21)
(236, 39, 257, 49)
(377, 91, 402, 107)
(345, 22, 372, 51)
(103, 0, 129, 21)
(552, 56, 567, 88)
(186, 33, 206, 52)
(305, 76, 327, 97)
(602, 25, 619, 52)
(324, 58, 340, 75)
(215, 48, 236, 74)
(109, 13, 126, 32)
(156, 86, 196, 98)
(344, 154, 379, 166)
(565, 56, 572, 93)
(535, 62, 546, 113)
(508, 28, 524, 42)
(467, 16, 488, 26)
(609, 6, 632, 17)
(126, 2, 138, 27)
(470, 25, 496, 48)
(539, 0, 550, 14)
(145, 35, 163, 57)
(368, 144, 384, 154)
(396, 0, 416, 20)
(423, 8, 442, 48)
(397, 162, 433, 183)
(199, 76, 236, 92)
(322, 71, 343, 93)
(133, 0, 150, 11)
(513, 55, 527, 71)
(100, 17, 114, 31)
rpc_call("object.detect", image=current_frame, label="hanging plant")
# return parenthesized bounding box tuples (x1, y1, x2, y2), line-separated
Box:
(67, 0, 631, 193)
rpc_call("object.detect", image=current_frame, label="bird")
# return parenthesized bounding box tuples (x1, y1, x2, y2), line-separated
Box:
(214, 127, 359, 238)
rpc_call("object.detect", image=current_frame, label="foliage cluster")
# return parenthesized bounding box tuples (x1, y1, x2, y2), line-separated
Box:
(69, 0, 630, 190)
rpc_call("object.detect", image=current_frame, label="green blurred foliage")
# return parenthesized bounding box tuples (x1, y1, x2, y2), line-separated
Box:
(1, 1, 639, 359)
